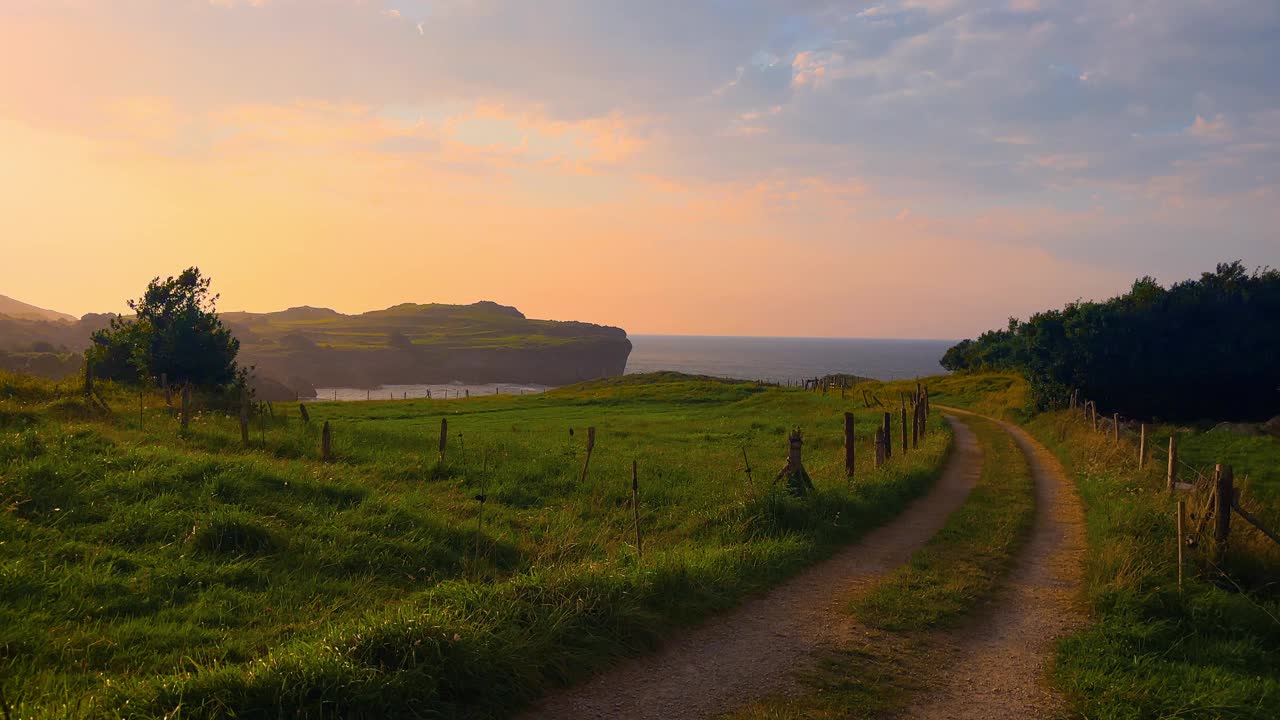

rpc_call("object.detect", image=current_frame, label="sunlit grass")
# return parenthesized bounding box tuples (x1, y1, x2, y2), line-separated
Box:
(0, 371, 950, 718)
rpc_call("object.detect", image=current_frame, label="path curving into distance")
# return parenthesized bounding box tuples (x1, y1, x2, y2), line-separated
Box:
(907, 409, 1088, 720)
(519, 416, 982, 720)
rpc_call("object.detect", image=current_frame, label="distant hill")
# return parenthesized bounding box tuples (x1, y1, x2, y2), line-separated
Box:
(0, 294, 77, 322)
(0, 300, 632, 395)
(222, 301, 631, 395)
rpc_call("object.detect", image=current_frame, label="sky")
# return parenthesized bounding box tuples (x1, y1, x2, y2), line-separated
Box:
(1, 0, 1277, 339)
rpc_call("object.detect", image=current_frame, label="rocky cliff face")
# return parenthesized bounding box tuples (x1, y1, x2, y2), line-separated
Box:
(1, 301, 632, 393)
(224, 301, 631, 395)
(240, 337, 632, 395)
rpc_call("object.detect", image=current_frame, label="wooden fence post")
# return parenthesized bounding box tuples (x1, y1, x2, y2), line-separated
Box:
(911, 402, 920, 450)
(900, 403, 908, 455)
(299, 403, 310, 425)
(239, 387, 250, 446)
(1113, 413, 1120, 444)
(180, 386, 191, 431)
(843, 412, 855, 477)
(920, 390, 929, 436)
(579, 427, 596, 484)
(1214, 464, 1233, 562)
(1139, 423, 1147, 469)
(882, 412, 892, 459)
(874, 428, 885, 468)
(1166, 436, 1177, 491)
(632, 459, 643, 562)
(439, 418, 448, 460)
(321, 421, 332, 462)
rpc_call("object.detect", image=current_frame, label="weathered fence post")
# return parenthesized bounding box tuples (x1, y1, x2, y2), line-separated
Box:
(776, 430, 814, 495)
(1113, 413, 1120, 444)
(844, 412, 856, 477)
(911, 402, 920, 450)
(1214, 463, 1233, 562)
(900, 402, 908, 455)
(882, 412, 892, 459)
(180, 386, 191, 431)
(239, 387, 250, 446)
(321, 421, 332, 462)
(1139, 423, 1147, 469)
(921, 389, 930, 436)
(1176, 500, 1185, 591)
(579, 426, 596, 484)
(438, 418, 448, 461)
(299, 403, 310, 425)
(1166, 436, 1178, 491)
(632, 459, 643, 562)
(466, 389, 470, 399)
(874, 428, 885, 468)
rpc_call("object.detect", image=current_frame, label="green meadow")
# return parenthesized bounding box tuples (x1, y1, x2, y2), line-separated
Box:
(0, 371, 950, 719)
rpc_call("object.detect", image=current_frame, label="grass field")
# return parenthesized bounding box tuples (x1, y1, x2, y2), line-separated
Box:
(0, 371, 950, 718)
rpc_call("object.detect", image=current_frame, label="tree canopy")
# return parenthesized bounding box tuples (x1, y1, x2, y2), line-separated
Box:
(941, 262, 1280, 421)
(88, 268, 242, 390)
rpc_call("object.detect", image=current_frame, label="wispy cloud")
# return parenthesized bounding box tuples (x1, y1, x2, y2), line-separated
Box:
(0, 0, 1276, 334)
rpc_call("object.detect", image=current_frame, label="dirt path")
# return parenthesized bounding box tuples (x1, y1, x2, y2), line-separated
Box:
(906, 411, 1087, 720)
(519, 416, 981, 720)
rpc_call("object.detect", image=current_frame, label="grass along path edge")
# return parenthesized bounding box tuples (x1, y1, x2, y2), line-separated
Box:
(728, 411, 1036, 719)
(1026, 410, 1280, 720)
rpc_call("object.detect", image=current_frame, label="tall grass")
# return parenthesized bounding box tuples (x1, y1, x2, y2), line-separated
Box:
(0, 372, 951, 718)
(1027, 410, 1280, 720)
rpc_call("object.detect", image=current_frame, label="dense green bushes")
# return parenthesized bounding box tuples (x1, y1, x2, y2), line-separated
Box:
(942, 262, 1280, 420)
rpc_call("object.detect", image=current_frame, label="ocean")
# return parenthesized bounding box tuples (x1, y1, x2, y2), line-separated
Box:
(312, 335, 953, 400)
(625, 335, 954, 383)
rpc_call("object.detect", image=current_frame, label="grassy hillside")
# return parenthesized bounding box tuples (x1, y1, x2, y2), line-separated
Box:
(0, 371, 951, 718)
(223, 301, 624, 353)
(0, 295, 77, 323)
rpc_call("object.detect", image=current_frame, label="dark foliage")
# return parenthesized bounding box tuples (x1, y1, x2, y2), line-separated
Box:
(87, 267, 243, 390)
(942, 262, 1280, 420)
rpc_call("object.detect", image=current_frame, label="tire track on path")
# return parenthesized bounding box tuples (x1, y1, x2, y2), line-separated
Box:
(906, 409, 1087, 720)
(519, 416, 981, 720)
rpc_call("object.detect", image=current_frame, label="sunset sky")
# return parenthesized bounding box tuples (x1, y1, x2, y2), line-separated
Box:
(2, 1, 1277, 338)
